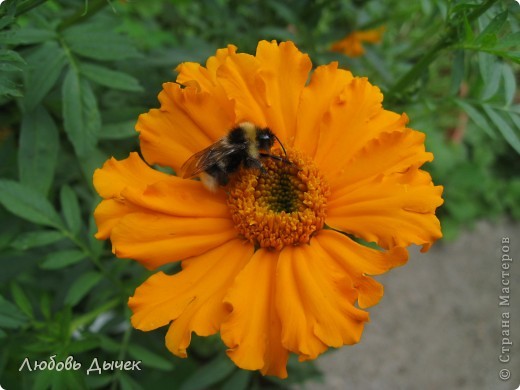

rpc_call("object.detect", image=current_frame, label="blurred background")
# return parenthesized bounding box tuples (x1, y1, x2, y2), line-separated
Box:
(0, 0, 518, 389)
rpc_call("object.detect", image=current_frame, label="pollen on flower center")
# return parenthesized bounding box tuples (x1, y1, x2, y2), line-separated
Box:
(227, 149, 330, 251)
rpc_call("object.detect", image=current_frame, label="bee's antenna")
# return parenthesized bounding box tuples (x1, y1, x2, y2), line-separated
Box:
(273, 134, 288, 157)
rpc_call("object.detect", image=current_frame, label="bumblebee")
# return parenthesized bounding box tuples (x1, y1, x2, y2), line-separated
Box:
(180, 122, 288, 191)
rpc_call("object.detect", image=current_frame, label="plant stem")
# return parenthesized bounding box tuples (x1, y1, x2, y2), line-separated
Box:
(386, 0, 500, 100)
(57, 0, 109, 31)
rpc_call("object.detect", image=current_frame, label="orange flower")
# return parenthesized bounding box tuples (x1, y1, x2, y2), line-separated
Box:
(93, 41, 443, 378)
(331, 26, 385, 57)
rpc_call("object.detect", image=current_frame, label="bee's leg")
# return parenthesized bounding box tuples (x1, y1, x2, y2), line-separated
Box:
(260, 153, 296, 167)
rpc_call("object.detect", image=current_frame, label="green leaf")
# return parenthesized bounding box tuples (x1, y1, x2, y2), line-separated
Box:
(118, 373, 144, 390)
(454, 100, 495, 138)
(62, 68, 101, 157)
(221, 369, 251, 390)
(0, 27, 56, 45)
(81, 63, 143, 92)
(10, 230, 64, 250)
(502, 64, 516, 106)
(483, 105, 520, 154)
(0, 49, 26, 72)
(99, 120, 138, 140)
(496, 31, 520, 49)
(10, 283, 33, 318)
(180, 355, 236, 390)
(481, 60, 501, 101)
(23, 41, 67, 110)
(63, 23, 140, 61)
(19, 106, 59, 195)
(40, 249, 87, 270)
(0, 294, 28, 329)
(474, 11, 507, 46)
(60, 185, 82, 235)
(450, 50, 464, 95)
(0, 76, 23, 97)
(128, 345, 174, 370)
(0, 179, 64, 229)
(65, 272, 103, 306)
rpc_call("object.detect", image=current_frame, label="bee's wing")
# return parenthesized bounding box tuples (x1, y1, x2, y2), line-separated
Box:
(180, 140, 240, 179)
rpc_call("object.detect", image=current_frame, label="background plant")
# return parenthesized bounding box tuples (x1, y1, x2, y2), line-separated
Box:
(0, 0, 518, 389)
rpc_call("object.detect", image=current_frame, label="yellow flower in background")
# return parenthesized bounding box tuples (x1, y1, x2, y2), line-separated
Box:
(93, 41, 443, 378)
(331, 26, 385, 57)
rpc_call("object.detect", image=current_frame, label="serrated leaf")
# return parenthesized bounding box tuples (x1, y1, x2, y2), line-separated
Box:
(63, 23, 140, 61)
(0, 294, 29, 329)
(40, 249, 87, 269)
(60, 185, 82, 234)
(180, 356, 236, 390)
(19, 106, 59, 195)
(0, 179, 64, 229)
(65, 272, 103, 306)
(10, 230, 64, 250)
(81, 63, 143, 92)
(483, 105, 520, 154)
(502, 64, 516, 106)
(10, 283, 33, 318)
(23, 41, 67, 110)
(128, 345, 174, 370)
(62, 68, 101, 157)
(454, 100, 496, 138)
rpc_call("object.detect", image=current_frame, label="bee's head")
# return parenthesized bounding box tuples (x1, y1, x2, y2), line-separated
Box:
(256, 128, 276, 151)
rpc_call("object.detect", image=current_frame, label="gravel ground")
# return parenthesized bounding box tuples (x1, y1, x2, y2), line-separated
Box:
(297, 220, 520, 390)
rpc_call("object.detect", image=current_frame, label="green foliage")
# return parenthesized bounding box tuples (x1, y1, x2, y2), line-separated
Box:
(0, 0, 518, 388)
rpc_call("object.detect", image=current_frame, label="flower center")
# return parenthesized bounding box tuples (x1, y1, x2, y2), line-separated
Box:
(227, 149, 329, 250)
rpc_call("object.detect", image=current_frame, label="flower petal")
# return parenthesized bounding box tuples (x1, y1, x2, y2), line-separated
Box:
(93, 154, 233, 254)
(129, 239, 252, 357)
(136, 82, 235, 172)
(110, 212, 237, 269)
(327, 169, 444, 251)
(294, 62, 354, 157)
(221, 249, 289, 378)
(329, 126, 433, 191)
(217, 41, 311, 142)
(254, 41, 312, 142)
(313, 230, 408, 308)
(312, 77, 408, 178)
(276, 244, 369, 361)
(93, 152, 168, 199)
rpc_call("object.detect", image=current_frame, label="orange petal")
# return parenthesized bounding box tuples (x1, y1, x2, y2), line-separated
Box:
(128, 239, 252, 357)
(216, 51, 267, 128)
(327, 169, 444, 251)
(136, 82, 235, 172)
(110, 212, 237, 269)
(93, 153, 232, 245)
(313, 230, 408, 308)
(93, 152, 168, 199)
(221, 249, 289, 378)
(329, 126, 433, 191)
(313, 77, 403, 178)
(294, 63, 354, 157)
(254, 41, 312, 142)
(93, 199, 141, 240)
(276, 244, 369, 361)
